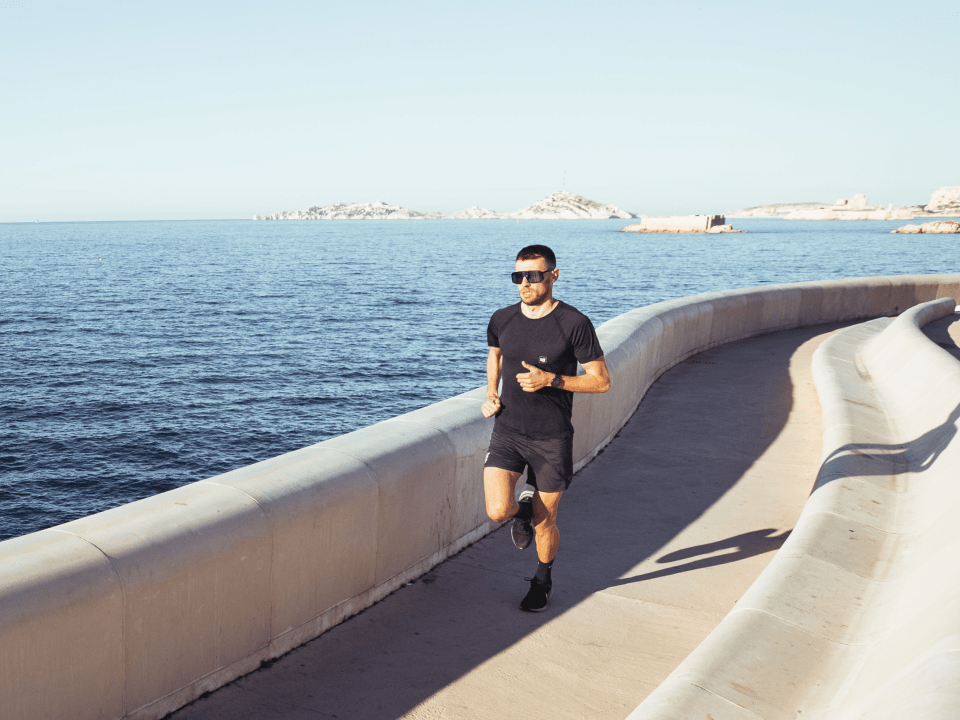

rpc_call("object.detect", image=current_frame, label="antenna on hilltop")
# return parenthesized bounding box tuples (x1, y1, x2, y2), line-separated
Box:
(563, 170, 566, 190)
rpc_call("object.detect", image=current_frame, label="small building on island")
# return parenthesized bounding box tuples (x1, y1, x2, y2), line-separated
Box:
(620, 215, 739, 234)
(835, 193, 869, 209)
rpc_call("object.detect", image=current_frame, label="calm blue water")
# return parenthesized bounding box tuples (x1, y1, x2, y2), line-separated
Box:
(1, 218, 956, 540)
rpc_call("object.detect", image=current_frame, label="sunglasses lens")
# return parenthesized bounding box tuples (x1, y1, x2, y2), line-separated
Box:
(511, 270, 546, 284)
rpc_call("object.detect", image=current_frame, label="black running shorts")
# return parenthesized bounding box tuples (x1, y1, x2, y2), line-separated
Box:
(484, 429, 574, 493)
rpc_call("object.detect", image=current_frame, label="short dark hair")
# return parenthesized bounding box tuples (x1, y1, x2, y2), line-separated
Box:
(516, 244, 556, 270)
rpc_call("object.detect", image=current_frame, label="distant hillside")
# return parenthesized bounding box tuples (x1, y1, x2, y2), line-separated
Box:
(254, 191, 635, 220)
(927, 187, 960, 215)
(254, 200, 425, 220)
(727, 187, 960, 220)
(504, 191, 634, 219)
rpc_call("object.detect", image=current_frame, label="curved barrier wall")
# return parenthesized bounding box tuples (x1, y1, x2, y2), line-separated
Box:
(629, 297, 960, 719)
(3, 274, 960, 720)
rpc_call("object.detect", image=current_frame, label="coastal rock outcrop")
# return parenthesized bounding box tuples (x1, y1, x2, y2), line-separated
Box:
(621, 215, 737, 233)
(504, 191, 634, 219)
(442, 206, 501, 219)
(891, 220, 960, 234)
(728, 197, 919, 220)
(782, 206, 918, 220)
(728, 202, 838, 219)
(255, 191, 635, 220)
(254, 200, 427, 220)
(926, 187, 960, 215)
(728, 187, 960, 221)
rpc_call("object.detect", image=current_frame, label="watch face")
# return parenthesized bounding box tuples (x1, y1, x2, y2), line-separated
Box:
(551, 376, 562, 387)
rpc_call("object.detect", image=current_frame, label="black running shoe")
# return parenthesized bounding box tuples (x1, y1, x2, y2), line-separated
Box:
(511, 498, 534, 550)
(519, 577, 551, 612)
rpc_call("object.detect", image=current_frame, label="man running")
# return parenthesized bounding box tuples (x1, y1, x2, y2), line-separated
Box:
(481, 244, 611, 612)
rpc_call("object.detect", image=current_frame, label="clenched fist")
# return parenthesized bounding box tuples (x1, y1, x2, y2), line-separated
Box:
(481, 395, 501, 418)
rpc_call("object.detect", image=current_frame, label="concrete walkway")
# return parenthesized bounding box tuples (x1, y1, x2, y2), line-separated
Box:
(169, 322, 850, 720)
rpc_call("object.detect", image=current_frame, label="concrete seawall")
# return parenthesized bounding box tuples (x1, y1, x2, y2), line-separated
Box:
(629, 297, 960, 718)
(3, 274, 960, 720)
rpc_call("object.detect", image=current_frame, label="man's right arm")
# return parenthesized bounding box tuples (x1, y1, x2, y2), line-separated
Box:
(481, 346, 502, 418)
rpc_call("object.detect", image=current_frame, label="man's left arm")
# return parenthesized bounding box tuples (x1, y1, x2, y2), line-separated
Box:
(517, 357, 611, 394)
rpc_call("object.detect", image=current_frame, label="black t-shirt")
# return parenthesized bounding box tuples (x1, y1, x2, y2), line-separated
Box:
(487, 301, 604, 439)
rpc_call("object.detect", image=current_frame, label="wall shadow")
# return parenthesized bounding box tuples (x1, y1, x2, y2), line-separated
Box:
(168, 322, 849, 720)
(922, 312, 960, 361)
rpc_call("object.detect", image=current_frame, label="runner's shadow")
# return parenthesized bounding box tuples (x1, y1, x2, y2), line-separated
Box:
(820, 403, 960, 475)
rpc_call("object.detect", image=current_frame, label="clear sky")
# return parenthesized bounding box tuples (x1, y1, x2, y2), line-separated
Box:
(2, 0, 958, 221)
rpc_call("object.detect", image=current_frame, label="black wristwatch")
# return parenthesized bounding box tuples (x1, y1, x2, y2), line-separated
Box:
(551, 374, 563, 388)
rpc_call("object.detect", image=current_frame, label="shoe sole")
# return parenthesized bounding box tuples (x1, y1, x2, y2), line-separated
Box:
(511, 519, 533, 550)
(520, 601, 549, 613)
(510, 518, 533, 550)
(520, 580, 551, 612)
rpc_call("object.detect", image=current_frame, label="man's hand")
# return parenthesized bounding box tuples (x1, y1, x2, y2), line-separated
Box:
(481, 395, 502, 417)
(517, 361, 553, 392)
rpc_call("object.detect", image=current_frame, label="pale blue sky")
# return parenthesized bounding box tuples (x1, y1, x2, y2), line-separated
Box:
(2, 0, 957, 221)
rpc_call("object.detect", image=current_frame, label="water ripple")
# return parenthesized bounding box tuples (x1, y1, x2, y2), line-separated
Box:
(1, 217, 956, 539)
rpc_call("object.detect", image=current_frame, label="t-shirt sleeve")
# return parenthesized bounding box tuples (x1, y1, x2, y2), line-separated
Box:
(571, 315, 603, 365)
(486, 314, 500, 348)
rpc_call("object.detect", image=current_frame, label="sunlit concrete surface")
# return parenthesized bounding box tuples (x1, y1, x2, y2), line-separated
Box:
(169, 322, 850, 720)
(630, 301, 960, 720)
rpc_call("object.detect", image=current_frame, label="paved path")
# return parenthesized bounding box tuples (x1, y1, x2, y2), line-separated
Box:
(170, 323, 850, 720)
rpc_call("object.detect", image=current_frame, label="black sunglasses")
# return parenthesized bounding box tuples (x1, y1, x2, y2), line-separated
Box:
(511, 269, 554, 284)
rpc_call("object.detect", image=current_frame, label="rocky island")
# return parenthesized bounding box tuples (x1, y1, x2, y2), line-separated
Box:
(926, 186, 960, 215)
(620, 215, 740, 234)
(727, 187, 960, 221)
(891, 221, 960, 234)
(253, 191, 635, 221)
(253, 200, 425, 220)
(506, 191, 634, 219)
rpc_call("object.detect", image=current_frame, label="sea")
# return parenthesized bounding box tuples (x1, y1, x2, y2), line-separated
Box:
(1, 218, 956, 541)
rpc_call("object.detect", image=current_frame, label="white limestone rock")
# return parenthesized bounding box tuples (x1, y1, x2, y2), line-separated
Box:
(441, 206, 502, 219)
(891, 220, 960, 234)
(506, 191, 635, 219)
(254, 200, 427, 220)
(729, 187, 960, 221)
(925, 187, 960, 215)
(255, 191, 635, 220)
(783, 206, 918, 220)
(728, 199, 921, 221)
(622, 215, 730, 233)
(728, 202, 837, 219)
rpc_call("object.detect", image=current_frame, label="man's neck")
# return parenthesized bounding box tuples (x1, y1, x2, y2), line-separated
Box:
(521, 297, 559, 319)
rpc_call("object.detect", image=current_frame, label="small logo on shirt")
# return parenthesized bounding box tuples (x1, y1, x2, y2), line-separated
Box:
(539, 356, 547, 363)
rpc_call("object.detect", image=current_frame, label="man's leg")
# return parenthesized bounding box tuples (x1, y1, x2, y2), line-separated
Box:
(483, 466, 523, 523)
(531, 490, 563, 562)
(519, 489, 563, 612)
(484, 465, 536, 550)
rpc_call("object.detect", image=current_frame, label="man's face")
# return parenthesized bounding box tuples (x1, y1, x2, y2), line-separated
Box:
(514, 257, 557, 306)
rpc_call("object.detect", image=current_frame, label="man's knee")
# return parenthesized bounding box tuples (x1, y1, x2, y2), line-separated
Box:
(483, 466, 521, 522)
(532, 491, 562, 526)
(483, 482, 518, 523)
(486, 499, 517, 523)
(533, 512, 558, 532)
